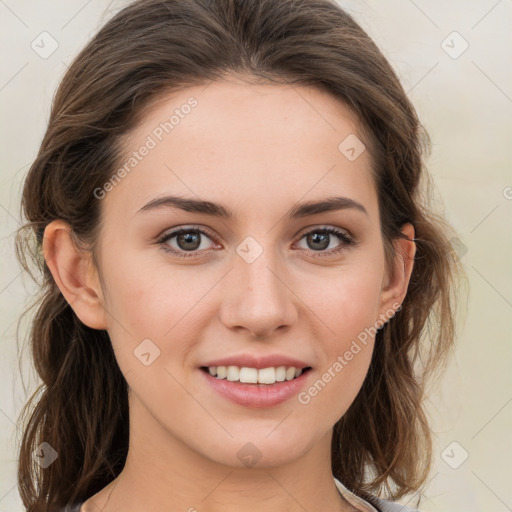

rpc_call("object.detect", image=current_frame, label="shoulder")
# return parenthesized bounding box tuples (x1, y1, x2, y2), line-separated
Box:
(369, 495, 421, 512)
(333, 476, 421, 512)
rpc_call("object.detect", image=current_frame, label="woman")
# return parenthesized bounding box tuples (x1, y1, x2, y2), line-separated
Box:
(15, 0, 465, 511)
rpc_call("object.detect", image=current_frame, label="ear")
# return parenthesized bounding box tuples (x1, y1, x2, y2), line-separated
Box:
(42, 220, 108, 330)
(377, 223, 416, 322)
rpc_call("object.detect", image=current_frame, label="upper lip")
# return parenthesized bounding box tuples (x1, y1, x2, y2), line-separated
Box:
(201, 354, 311, 370)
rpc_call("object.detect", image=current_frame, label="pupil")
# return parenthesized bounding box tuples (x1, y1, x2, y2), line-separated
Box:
(178, 231, 200, 250)
(309, 232, 329, 250)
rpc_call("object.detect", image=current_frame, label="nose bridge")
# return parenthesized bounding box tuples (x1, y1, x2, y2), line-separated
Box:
(220, 236, 298, 336)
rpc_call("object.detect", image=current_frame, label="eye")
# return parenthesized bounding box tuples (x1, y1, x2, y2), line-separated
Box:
(156, 225, 355, 259)
(156, 226, 218, 258)
(296, 226, 355, 257)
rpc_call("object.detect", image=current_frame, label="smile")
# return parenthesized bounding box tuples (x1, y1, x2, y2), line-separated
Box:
(202, 365, 310, 384)
(199, 366, 313, 408)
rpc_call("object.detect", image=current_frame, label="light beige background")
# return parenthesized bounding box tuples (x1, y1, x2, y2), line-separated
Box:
(1, 1, 511, 511)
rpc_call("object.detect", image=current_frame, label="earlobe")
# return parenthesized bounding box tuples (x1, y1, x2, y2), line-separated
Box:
(42, 220, 108, 330)
(378, 223, 416, 320)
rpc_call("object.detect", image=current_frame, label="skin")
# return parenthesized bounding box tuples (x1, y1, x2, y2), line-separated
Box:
(43, 77, 415, 512)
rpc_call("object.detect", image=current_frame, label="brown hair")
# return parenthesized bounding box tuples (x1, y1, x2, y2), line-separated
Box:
(15, 0, 466, 510)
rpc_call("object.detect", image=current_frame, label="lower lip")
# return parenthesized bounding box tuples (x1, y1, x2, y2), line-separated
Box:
(200, 368, 311, 408)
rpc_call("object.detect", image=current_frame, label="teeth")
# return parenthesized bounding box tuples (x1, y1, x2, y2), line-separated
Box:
(275, 366, 286, 382)
(206, 365, 306, 384)
(226, 365, 239, 381)
(258, 367, 276, 384)
(239, 367, 258, 383)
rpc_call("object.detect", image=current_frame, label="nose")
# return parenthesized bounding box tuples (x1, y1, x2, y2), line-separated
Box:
(219, 247, 299, 339)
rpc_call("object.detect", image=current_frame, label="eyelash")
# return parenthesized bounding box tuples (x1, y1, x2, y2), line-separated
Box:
(156, 225, 355, 259)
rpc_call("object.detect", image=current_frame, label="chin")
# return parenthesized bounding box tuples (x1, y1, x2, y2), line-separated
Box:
(201, 429, 318, 469)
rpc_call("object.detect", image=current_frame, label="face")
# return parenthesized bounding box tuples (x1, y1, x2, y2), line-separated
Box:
(50, 78, 410, 471)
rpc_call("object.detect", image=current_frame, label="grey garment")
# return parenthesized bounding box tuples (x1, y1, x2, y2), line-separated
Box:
(334, 477, 420, 512)
(370, 496, 421, 512)
(350, 495, 420, 512)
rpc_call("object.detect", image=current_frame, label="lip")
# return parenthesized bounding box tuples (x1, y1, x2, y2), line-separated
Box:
(201, 354, 311, 370)
(200, 367, 312, 408)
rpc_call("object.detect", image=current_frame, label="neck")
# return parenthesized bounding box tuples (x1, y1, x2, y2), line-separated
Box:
(84, 395, 356, 512)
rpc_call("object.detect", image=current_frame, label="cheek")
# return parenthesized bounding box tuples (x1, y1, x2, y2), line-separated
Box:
(305, 258, 384, 342)
(101, 247, 209, 332)
(295, 261, 382, 419)
(299, 313, 377, 428)
(100, 251, 220, 377)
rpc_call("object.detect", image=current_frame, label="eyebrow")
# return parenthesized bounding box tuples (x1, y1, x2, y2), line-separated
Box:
(137, 194, 368, 219)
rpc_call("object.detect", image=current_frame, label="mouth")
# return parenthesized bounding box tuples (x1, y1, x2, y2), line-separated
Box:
(199, 364, 313, 408)
(200, 365, 312, 385)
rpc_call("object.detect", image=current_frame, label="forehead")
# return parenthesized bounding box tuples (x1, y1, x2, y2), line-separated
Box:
(103, 78, 378, 221)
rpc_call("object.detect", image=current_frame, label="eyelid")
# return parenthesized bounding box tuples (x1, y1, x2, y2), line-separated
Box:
(156, 224, 218, 241)
(296, 223, 353, 239)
